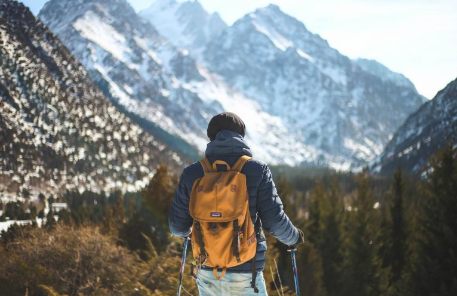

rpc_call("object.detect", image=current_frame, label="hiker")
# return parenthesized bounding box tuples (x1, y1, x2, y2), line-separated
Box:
(169, 112, 304, 295)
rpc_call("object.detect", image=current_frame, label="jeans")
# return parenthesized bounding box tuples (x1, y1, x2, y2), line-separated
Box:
(196, 269, 268, 296)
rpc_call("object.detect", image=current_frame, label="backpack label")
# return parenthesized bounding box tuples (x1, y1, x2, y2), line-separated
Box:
(210, 212, 222, 217)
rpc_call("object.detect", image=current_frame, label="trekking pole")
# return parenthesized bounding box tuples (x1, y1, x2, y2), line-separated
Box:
(288, 247, 300, 296)
(177, 237, 189, 296)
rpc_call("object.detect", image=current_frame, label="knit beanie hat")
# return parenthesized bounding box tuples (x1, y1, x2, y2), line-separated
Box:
(207, 112, 246, 141)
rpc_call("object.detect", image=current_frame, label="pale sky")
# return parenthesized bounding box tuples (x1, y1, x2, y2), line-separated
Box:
(20, 0, 457, 99)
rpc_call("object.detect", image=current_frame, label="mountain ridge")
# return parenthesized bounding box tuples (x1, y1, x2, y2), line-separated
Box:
(39, 0, 345, 168)
(38, 0, 426, 170)
(372, 77, 457, 174)
(201, 4, 426, 168)
(0, 0, 183, 199)
(140, 0, 227, 58)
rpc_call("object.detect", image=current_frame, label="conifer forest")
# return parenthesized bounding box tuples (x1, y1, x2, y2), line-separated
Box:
(1, 145, 456, 296)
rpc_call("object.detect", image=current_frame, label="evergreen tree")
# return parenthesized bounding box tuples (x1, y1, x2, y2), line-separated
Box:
(100, 196, 125, 236)
(320, 178, 344, 296)
(38, 193, 46, 214)
(118, 209, 158, 260)
(389, 167, 408, 285)
(142, 165, 177, 223)
(37, 209, 45, 219)
(295, 181, 327, 296)
(296, 242, 326, 296)
(29, 204, 37, 221)
(342, 171, 383, 296)
(45, 208, 56, 230)
(276, 175, 297, 223)
(58, 209, 75, 227)
(100, 207, 115, 236)
(307, 181, 325, 246)
(413, 145, 457, 296)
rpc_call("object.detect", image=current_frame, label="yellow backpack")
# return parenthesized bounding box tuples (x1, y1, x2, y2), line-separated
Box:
(189, 155, 257, 279)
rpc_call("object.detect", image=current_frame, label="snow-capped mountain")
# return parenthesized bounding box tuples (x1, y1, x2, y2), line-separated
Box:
(39, 0, 324, 166)
(140, 0, 227, 59)
(201, 4, 426, 169)
(0, 0, 182, 199)
(373, 77, 457, 174)
(39, 0, 215, 159)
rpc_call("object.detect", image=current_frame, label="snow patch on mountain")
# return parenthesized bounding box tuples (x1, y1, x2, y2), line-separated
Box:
(40, 0, 338, 167)
(354, 58, 417, 91)
(73, 11, 131, 63)
(372, 77, 457, 174)
(140, 0, 227, 58)
(202, 4, 426, 168)
(0, 0, 183, 198)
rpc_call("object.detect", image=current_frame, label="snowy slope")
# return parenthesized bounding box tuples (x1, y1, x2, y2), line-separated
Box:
(0, 0, 182, 199)
(39, 0, 329, 167)
(372, 77, 457, 174)
(354, 58, 416, 90)
(39, 0, 218, 153)
(202, 4, 426, 168)
(140, 0, 227, 59)
(39, 1, 426, 170)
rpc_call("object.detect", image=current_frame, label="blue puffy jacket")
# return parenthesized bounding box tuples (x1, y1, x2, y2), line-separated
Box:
(169, 129, 300, 272)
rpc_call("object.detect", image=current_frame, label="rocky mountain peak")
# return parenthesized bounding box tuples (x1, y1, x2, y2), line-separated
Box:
(373, 77, 457, 174)
(354, 58, 417, 90)
(140, 0, 227, 57)
(202, 5, 426, 168)
(36, 0, 428, 170)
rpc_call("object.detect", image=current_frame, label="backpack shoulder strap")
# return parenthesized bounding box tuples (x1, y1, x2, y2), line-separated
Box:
(231, 155, 252, 172)
(199, 157, 213, 174)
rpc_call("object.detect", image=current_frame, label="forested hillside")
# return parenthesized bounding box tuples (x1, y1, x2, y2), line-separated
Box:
(0, 0, 183, 199)
(374, 77, 457, 174)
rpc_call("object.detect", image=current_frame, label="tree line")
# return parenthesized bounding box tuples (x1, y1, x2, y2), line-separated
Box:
(0, 145, 456, 296)
(273, 144, 457, 296)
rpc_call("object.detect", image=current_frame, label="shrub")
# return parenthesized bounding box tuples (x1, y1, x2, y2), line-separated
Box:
(0, 225, 149, 296)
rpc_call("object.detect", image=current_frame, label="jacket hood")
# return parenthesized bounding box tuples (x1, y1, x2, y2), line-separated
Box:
(205, 130, 252, 157)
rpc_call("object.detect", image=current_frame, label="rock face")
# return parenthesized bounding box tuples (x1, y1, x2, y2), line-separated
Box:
(39, 0, 215, 160)
(38, 0, 329, 167)
(0, 0, 183, 199)
(39, 0, 426, 170)
(353, 58, 416, 89)
(201, 5, 426, 169)
(373, 77, 457, 174)
(140, 0, 227, 58)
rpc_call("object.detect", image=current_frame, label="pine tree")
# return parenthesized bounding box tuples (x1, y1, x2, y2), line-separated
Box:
(307, 181, 325, 246)
(142, 165, 177, 223)
(58, 209, 75, 227)
(293, 181, 327, 296)
(276, 175, 297, 223)
(45, 208, 56, 230)
(297, 242, 326, 296)
(342, 171, 383, 296)
(413, 144, 457, 296)
(100, 196, 125, 236)
(320, 178, 345, 296)
(389, 167, 408, 284)
(118, 210, 156, 260)
(38, 193, 46, 214)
